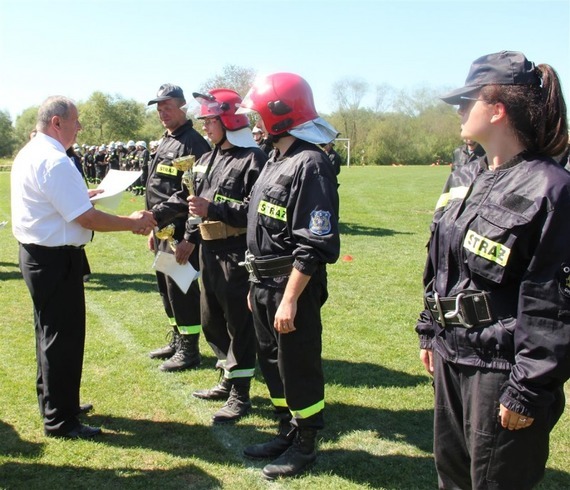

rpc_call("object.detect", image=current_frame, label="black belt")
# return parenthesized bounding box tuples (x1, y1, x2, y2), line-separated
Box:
(22, 243, 85, 250)
(425, 290, 493, 328)
(239, 251, 294, 280)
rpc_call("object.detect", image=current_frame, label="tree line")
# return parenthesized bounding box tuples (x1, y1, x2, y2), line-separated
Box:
(0, 66, 463, 165)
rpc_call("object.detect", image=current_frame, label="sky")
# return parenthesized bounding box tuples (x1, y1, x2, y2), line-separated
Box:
(0, 0, 568, 122)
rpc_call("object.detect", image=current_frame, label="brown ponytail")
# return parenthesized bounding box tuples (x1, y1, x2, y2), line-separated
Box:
(537, 64, 568, 156)
(481, 64, 568, 157)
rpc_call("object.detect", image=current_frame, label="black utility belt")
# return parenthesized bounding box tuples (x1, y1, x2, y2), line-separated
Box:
(425, 290, 493, 329)
(239, 251, 294, 280)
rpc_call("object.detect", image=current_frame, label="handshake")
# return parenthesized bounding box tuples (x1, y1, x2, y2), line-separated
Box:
(129, 210, 156, 235)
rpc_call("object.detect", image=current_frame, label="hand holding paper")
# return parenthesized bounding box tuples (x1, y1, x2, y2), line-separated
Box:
(90, 170, 143, 210)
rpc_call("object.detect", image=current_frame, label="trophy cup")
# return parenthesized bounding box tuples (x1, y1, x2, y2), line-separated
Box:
(154, 155, 200, 251)
(172, 154, 201, 226)
(154, 222, 177, 251)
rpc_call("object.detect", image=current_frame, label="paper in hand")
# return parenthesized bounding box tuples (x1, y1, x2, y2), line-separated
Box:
(90, 169, 143, 210)
(152, 251, 200, 294)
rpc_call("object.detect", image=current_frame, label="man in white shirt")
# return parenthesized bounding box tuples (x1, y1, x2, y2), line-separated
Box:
(11, 95, 156, 439)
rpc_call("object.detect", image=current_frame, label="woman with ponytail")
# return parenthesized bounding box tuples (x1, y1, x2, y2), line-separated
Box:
(416, 51, 570, 489)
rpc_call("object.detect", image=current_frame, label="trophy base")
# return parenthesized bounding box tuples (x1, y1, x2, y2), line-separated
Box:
(188, 216, 202, 225)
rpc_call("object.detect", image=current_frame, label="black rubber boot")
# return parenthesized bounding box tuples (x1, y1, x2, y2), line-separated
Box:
(212, 379, 251, 423)
(193, 374, 232, 400)
(243, 416, 296, 459)
(159, 334, 201, 372)
(262, 428, 317, 480)
(149, 329, 178, 359)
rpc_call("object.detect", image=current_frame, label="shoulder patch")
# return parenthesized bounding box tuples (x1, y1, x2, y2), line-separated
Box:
(309, 210, 332, 236)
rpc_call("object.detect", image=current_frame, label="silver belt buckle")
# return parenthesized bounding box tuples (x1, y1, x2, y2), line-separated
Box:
(239, 251, 255, 274)
(443, 293, 474, 328)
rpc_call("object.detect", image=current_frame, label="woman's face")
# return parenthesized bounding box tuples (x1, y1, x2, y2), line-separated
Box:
(458, 96, 493, 144)
(202, 117, 225, 145)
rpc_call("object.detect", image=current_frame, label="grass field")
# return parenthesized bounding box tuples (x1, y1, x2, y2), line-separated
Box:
(1, 166, 569, 489)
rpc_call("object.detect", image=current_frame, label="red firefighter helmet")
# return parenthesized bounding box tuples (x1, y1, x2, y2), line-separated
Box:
(238, 73, 318, 136)
(192, 89, 250, 131)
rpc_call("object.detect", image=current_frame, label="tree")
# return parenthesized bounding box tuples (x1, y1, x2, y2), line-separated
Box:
(0, 110, 16, 157)
(77, 92, 146, 145)
(139, 109, 165, 145)
(374, 83, 395, 113)
(200, 64, 256, 98)
(393, 86, 442, 117)
(331, 78, 369, 148)
(13, 106, 38, 152)
(333, 77, 369, 112)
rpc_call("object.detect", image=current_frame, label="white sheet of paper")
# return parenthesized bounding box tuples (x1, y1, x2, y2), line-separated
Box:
(90, 169, 142, 210)
(152, 251, 200, 294)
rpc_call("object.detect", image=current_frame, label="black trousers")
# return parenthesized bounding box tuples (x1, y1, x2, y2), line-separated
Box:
(250, 269, 328, 429)
(433, 354, 565, 490)
(155, 240, 201, 334)
(199, 243, 255, 378)
(19, 243, 85, 435)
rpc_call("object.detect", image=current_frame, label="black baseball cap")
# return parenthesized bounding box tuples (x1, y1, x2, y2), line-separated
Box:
(441, 51, 540, 105)
(147, 83, 185, 105)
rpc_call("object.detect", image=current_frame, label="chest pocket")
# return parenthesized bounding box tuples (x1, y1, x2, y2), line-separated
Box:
(257, 176, 291, 230)
(216, 168, 243, 202)
(463, 203, 531, 284)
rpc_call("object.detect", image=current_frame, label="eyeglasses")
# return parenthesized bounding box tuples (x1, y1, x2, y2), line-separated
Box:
(203, 118, 220, 126)
(458, 96, 484, 110)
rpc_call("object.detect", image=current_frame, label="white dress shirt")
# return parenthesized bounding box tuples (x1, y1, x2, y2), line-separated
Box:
(11, 132, 93, 246)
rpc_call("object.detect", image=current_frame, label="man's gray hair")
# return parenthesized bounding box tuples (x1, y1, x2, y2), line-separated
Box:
(36, 96, 76, 131)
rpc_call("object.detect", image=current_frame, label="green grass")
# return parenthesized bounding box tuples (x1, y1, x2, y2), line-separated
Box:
(1, 166, 569, 489)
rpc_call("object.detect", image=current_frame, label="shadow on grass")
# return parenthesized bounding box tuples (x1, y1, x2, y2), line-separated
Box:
(0, 420, 43, 457)
(324, 359, 426, 388)
(339, 221, 412, 237)
(539, 469, 570, 489)
(324, 402, 434, 453)
(243, 399, 433, 456)
(0, 462, 220, 489)
(0, 260, 22, 282)
(315, 450, 436, 489)
(84, 272, 157, 293)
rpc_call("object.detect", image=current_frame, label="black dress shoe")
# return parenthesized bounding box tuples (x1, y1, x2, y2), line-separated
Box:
(77, 403, 94, 415)
(47, 424, 102, 440)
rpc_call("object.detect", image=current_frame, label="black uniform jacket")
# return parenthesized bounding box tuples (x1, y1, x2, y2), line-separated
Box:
(183, 145, 267, 244)
(451, 143, 485, 172)
(416, 153, 570, 416)
(145, 121, 210, 242)
(246, 139, 340, 286)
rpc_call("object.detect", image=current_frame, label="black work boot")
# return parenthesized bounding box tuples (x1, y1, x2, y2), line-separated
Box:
(149, 329, 178, 359)
(262, 428, 317, 480)
(193, 377, 232, 400)
(243, 417, 296, 459)
(212, 379, 252, 423)
(159, 334, 201, 372)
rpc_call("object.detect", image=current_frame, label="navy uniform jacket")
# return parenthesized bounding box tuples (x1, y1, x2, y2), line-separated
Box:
(246, 139, 340, 288)
(145, 120, 210, 241)
(184, 145, 267, 244)
(416, 153, 570, 417)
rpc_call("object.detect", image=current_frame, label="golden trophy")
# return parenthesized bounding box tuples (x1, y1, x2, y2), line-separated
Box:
(154, 223, 177, 251)
(154, 155, 200, 251)
(172, 154, 201, 226)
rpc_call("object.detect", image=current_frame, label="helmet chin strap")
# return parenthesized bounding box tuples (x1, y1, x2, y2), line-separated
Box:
(213, 125, 228, 148)
(214, 134, 227, 148)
